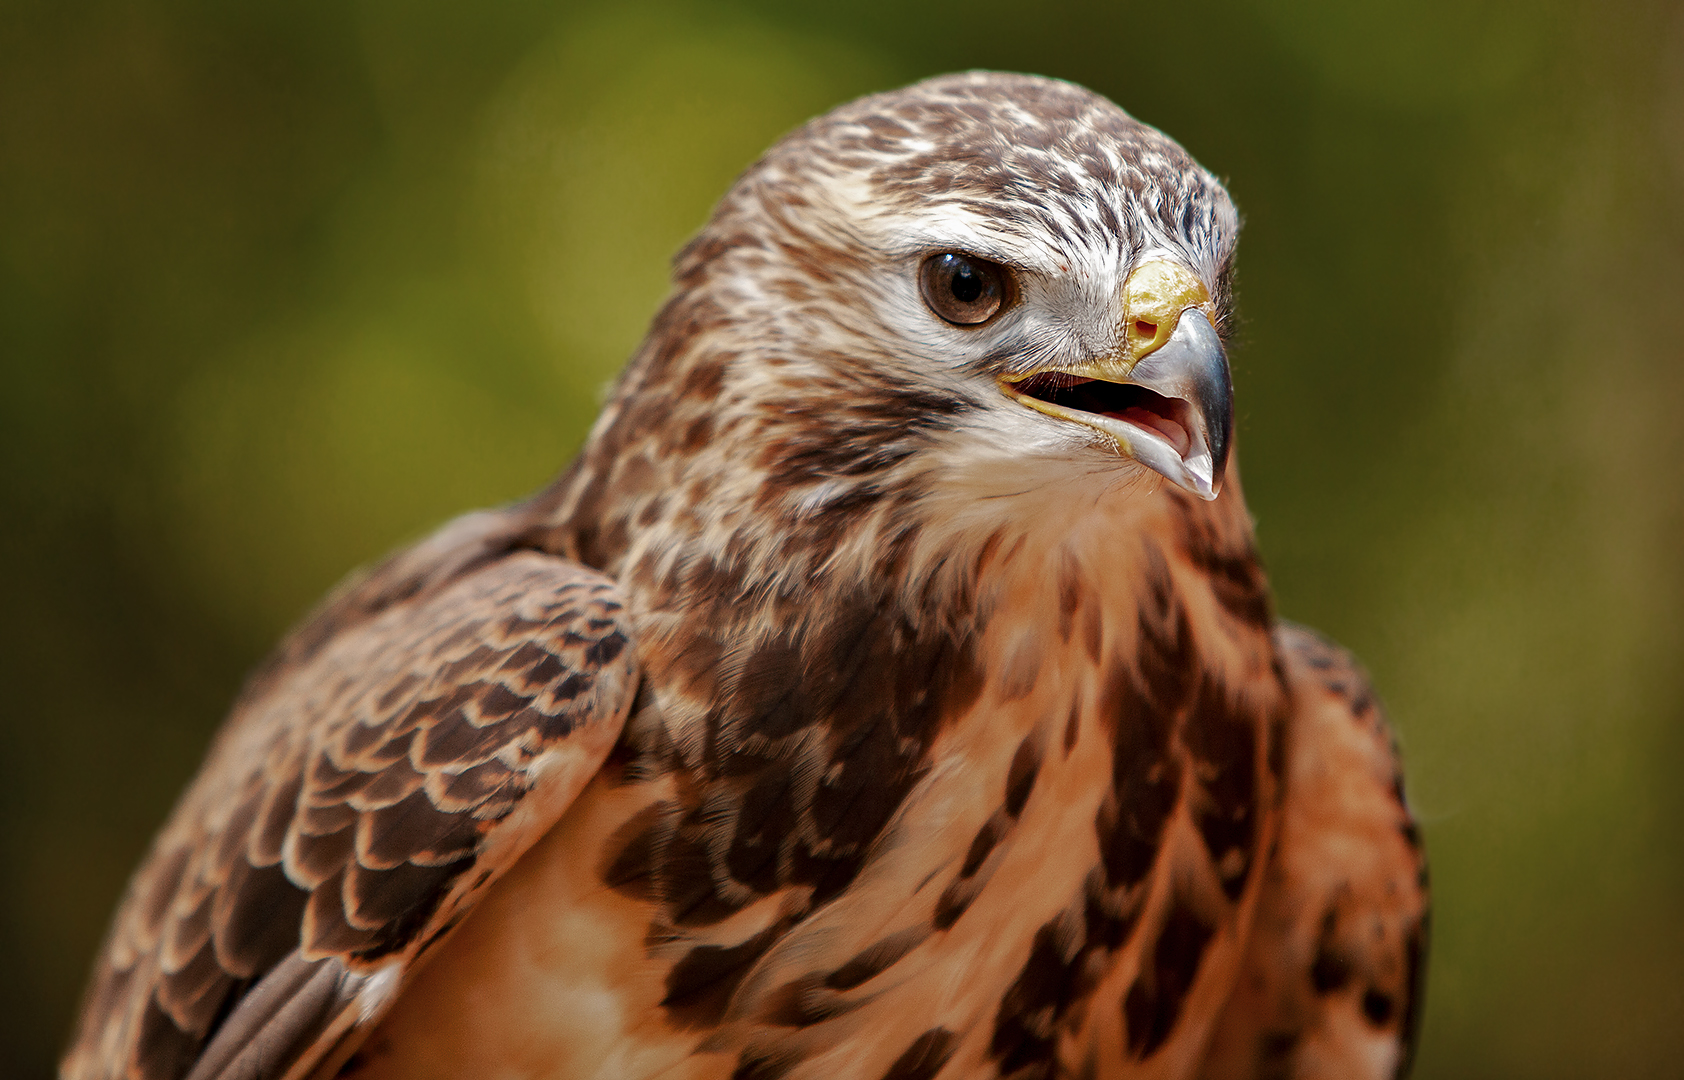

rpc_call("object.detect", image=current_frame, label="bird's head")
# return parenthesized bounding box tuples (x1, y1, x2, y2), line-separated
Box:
(569, 73, 1242, 580)
(632, 72, 1238, 503)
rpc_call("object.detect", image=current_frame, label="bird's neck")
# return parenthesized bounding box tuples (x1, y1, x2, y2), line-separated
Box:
(530, 408, 1271, 746)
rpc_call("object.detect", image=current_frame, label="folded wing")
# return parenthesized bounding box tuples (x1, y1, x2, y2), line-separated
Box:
(63, 514, 640, 1080)
(1200, 624, 1429, 1080)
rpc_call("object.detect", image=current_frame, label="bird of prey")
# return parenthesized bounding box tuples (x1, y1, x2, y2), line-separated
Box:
(63, 72, 1427, 1080)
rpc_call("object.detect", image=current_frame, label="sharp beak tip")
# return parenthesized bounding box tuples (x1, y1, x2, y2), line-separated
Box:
(1126, 309, 1233, 500)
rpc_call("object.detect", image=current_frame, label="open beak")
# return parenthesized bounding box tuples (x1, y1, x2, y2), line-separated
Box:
(998, 260, 1233, 500)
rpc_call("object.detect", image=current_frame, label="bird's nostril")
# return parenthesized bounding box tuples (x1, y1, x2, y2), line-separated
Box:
(1134, 320, 1157, 338)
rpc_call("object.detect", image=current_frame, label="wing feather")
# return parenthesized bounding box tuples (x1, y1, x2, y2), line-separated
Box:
(1200, 623, 1429, 1080)
(63, 517, 639, 1080)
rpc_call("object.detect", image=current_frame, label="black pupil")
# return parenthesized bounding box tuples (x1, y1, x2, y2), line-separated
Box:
(948, 258, 984, 303)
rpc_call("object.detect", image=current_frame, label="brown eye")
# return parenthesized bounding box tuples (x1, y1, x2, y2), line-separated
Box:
(919, 252, 1008, 325)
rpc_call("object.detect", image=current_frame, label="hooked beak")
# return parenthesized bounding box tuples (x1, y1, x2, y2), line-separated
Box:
(998, 260, 1233, 500)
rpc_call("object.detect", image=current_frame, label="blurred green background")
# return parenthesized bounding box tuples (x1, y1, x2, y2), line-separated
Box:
(3, 0, 1681, 1076)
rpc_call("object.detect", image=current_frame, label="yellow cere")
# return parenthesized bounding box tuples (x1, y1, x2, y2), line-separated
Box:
(1119, 260, 1213, 370)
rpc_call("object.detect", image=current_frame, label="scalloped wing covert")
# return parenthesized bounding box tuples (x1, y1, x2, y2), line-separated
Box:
(62, 534, 640, 1080)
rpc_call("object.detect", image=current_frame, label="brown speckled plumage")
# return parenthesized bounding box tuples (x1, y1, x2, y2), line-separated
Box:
(63, 72, 1426, 1080)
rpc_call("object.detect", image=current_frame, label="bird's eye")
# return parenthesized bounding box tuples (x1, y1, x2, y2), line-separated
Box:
(919, 252, 1008, 326)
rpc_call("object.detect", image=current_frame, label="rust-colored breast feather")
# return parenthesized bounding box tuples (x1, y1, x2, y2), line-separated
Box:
(331, 485, 1305, 1080)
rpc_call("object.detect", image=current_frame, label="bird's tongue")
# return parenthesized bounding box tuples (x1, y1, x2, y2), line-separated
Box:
(1115, 405, 1191, 458)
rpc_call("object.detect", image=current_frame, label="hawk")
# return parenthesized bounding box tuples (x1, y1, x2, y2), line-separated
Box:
(63, 72, 1427, 1080)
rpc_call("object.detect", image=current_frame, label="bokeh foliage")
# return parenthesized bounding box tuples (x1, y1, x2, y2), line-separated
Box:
(3, 1, 1681, 1076)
